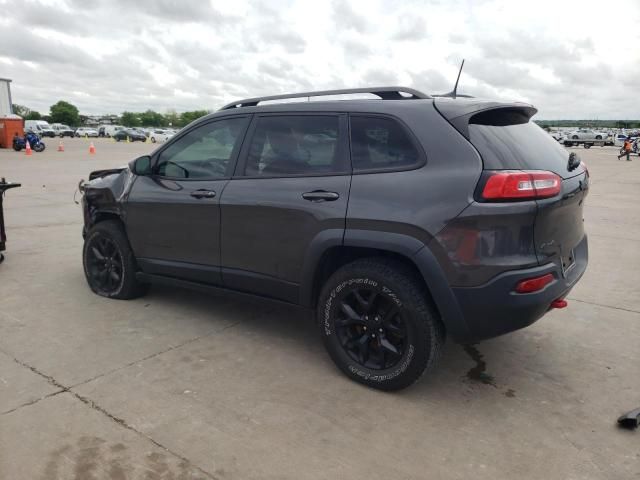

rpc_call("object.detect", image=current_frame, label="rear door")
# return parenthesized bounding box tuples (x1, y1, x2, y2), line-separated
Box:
(467, 108, 589, 273)
(125, 116, 250, 284)
(219, 113, 350, 303)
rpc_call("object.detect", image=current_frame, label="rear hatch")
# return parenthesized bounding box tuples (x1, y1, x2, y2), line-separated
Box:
(435, 99, 588, 270)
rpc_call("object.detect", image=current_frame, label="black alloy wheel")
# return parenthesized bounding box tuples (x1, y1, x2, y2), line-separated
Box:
(86, 234, 124, 295)
(335, 287, 407, 370)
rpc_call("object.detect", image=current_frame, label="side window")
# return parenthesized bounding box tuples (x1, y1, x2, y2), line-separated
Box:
(156, 117, 247, 179)
(244, 116, 342, 177)
(350, 116, 421, 172)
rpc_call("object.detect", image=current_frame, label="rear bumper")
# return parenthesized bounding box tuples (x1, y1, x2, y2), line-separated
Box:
(450, 235, 588, 342)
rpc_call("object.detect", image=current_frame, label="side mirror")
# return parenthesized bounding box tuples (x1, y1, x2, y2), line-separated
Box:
(129, 155, 152, 176)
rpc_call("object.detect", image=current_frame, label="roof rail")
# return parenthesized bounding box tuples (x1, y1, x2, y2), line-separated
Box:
(220, 86, 431, 110)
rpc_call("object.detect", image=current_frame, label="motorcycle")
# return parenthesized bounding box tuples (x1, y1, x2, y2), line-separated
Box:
(12, 131, 46, 152)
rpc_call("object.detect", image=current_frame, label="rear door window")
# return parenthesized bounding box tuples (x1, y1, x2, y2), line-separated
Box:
(350, 116, 422, 172)
(468, 109, 584, 179)
(244, 115, 344, 176)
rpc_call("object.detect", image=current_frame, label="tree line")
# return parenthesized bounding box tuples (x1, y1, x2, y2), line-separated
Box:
(12, 100, 210, 128)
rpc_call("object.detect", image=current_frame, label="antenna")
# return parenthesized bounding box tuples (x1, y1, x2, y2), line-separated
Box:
(451, 59, 464, 98)
(433, 59, 473, 98)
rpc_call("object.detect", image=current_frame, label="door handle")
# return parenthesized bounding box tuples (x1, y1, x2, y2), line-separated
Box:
(302, 190, 340, 202)
(190, 189, 216, 199)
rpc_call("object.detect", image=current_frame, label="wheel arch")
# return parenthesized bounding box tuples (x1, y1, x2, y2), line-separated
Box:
(300, 231, 472, 342)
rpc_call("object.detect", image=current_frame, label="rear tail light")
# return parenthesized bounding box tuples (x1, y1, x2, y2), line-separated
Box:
(514, 273, 554, 293)
(481, 171, 561, 201)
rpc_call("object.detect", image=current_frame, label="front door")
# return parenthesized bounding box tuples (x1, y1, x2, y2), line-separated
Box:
(220, 113, 350, 303)
(125, 116, 250, 284)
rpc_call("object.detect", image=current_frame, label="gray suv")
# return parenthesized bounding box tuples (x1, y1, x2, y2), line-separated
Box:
(80, 87, 589, 390)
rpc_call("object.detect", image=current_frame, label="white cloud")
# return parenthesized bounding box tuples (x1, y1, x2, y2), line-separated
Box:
(0, 0, 638, 119)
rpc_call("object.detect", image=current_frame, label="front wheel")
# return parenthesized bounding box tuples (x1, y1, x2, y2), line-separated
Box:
(317, 258, 445, 391)
(83, 220, 148, 299)
(151, 137, 156, 143)
(34, 143, 45, 152)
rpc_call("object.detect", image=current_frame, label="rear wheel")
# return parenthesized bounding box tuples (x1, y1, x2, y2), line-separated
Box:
(317, 258, 445, 391)
(83, 220, 148, 299)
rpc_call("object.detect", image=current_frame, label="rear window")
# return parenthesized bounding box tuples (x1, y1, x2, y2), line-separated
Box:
(469, 109, 582, 179)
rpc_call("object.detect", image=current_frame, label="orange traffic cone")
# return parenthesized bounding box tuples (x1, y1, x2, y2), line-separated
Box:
(89, 142, 96, 155)
(58, 140, 64, 152)
(25, 140, 32, 156)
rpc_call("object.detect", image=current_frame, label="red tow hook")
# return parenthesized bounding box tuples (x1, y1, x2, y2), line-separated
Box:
(550, 299, 568, 309)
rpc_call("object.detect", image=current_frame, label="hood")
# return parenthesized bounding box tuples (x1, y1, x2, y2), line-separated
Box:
(88, 166, 128, 180)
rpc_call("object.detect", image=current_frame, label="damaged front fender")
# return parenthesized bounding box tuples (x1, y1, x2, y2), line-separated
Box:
(81, 166, 136, 234)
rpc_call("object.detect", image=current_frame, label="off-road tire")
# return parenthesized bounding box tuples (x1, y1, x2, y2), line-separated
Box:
(82, 220, 148, 299)
(317, 258, 445, 391)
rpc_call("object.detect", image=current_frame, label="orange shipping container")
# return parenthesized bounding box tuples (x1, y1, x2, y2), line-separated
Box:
(0, 118, 24, 149)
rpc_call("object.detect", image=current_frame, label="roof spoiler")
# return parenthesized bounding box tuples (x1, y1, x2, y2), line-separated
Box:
(434, 100, 538, 139)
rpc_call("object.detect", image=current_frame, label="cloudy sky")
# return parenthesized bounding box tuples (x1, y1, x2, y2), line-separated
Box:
(1, 0, 639, 119)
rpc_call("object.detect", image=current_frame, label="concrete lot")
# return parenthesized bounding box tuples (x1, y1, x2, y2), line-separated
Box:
(0, 137, 639, 479)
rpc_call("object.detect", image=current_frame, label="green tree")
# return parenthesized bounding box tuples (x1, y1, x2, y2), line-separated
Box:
(179, 110, 209, 127)
(25, 111, 42, 120)
(121, 111, 141, 127)
(49, 100, 80, 126)
(12, 104, 42, 119)
(139, 109, 165, 127)
(163, 110, 179, 128)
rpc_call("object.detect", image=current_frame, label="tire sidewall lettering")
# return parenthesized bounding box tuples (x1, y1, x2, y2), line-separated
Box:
(322, 276, 416, 382)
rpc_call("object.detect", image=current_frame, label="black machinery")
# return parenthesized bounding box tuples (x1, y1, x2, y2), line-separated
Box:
(0, 178, 21, 264)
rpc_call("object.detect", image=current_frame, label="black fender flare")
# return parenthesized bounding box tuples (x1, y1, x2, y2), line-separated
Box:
(299, 229, 471, 341)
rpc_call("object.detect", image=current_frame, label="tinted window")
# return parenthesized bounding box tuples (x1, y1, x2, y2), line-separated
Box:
(350, 116, 420, 171)
(156, 118, 247, 179)
(245, 116, 341, 176)
(468, 109, 583, 179)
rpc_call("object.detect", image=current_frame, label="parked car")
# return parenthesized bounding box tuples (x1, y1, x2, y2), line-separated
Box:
(102, 125, 125, 137)
(75, 127, 99, 137)
(113, 129, 146, 142)
(79, 86, 589, 391)
(548, 131, 564, 142)
(51, 123, 75, 137)
(149, 129, 174, 143)
(24, 120, 56, 138)
(568, 129, 605, 140)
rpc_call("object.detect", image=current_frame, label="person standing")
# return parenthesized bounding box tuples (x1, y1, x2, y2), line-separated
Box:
(618, 137, 632, 161)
